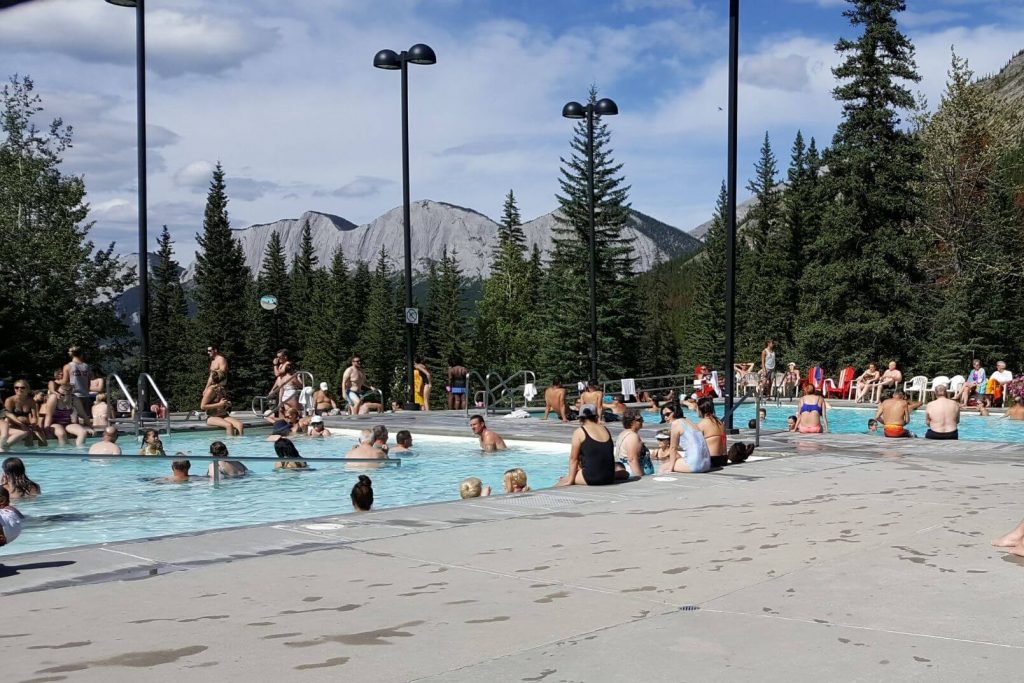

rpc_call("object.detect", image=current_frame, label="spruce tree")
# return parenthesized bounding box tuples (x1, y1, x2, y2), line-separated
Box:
(785, 132, 824, 279)
(637, 256, 679, 377)
(193, 163, 260, 401)
(357, 248, 401, 404)
(424, 247, 468, 375)
(738, 133, 793, 358)
(917, 51, 1024, 371)
(679, 183, 728, 370)
(793, 0, 923, 368)
(472, 190, 532, 376)
(148, 226, 201, 409)
(302, 246, 353, 389)
(254, 230, 293, 359)
(0, 75, 134, 379)
(289, 220, 324, 370)
(541, 87, 639, 382)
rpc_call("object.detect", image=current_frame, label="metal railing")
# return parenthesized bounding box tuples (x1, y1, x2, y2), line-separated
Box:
(138, 372, 171, 438)
(465, 370, 487, 417)
(599, 374, 692, 405)
(482, 370, 537, 415)
(106, 373, 139, 436)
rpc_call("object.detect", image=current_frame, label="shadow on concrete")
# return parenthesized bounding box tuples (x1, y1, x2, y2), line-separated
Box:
(0, 560, 76, 578)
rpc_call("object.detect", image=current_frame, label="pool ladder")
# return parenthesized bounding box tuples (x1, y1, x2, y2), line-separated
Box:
(105, 372, 172, 439)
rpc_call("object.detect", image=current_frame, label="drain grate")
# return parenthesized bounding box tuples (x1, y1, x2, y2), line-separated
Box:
(480, 492, 590, 510)
(679, 605, 700, 612)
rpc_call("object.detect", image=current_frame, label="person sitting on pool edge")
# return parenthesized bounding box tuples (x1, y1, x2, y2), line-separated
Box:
(556, 408, 627, 486)
(875, 389, 913, 438)
(391, 430, 413, 452)
(207, 440, 248, 478)
(924, 384, 960, 440)
(469, 415, 507, 451)
(459, 476, 490, 498)
(274, 437, 308, 469)
(351, 475, 373, 511)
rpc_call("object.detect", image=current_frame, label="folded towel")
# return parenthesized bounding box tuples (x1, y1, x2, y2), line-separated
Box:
(523, 383, 537, 402)
(620, 378, 636, 400)
(710, 371, 723, 397)
(577, 381, 587, 392)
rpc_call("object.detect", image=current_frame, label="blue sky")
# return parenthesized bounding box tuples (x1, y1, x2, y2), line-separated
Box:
(1, 0, 1023, 263)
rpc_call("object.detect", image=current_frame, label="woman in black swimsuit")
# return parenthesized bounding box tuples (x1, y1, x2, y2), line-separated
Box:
(557, 409, 627, 486)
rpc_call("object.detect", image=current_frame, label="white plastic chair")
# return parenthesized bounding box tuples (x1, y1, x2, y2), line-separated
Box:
(948, 375, 966, 397)
(926, 375, 950, 400)
(903, 375, 927, 403)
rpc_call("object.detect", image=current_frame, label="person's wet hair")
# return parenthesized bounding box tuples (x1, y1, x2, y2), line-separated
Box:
(210, 370, 226, 384)
(727, 442, 754, 464)
(209, 441, 229, 457)
(274, 438, 301, 460)
(351, 475, 374, 511)
(372, 424, 388, 444)
(503, 468, 530, 493)
(171, 460, 191, 474)
(396, 430, 412, 447)
(2, 457, 39, 496)
(469, 414, 485, 425)
(748, 419, 757, 429)
(460, 477, 483, 499)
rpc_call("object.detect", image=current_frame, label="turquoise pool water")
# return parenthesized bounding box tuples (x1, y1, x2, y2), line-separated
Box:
(2, 430, 572, 555)
(733, 402, 1024, 442)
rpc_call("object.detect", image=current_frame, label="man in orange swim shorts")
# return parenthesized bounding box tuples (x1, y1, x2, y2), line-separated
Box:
(875, 389, 913, 438)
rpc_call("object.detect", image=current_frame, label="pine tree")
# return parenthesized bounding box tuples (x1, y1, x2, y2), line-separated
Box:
(193, 163, 260, 401)
(541, 87, 639, 382)
(254, 230, 293, 360)
(793, 0, 923, 368)
(302, 246, 354, 389)
(289, 220, 323, 370)
(0, 75, 134, 379)
(148, 226, 201, 409)
(679, 183, 728, 370)
(637, 256, 678, 377)
(785, 132, 824, 281)
(738, 133, 793, 358)
(357, 248, 402, 404)
(472, 190, 532, 376)
(423, 247, 468, 375)
(917, 51, 1024, 371)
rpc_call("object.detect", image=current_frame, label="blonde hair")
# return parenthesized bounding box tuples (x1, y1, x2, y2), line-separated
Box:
(503, 468, 530, 493)
(95, 393, 107, 403)
(459, 477, 483, 499)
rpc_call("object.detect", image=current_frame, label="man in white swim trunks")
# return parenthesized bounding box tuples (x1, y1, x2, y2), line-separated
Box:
(341, 356, 367, 415)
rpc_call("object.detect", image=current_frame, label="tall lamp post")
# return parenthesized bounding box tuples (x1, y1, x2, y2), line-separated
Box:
(106, 0, 149, 408)
(724, 0, 739, 432)
(561, 97, 618, 384)
(373, 43, 436, 411)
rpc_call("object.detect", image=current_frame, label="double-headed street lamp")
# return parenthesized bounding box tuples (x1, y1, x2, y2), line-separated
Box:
(105, 0, 149, 407)
(373, 43, 436, 410)
(561, 97, 618, 384)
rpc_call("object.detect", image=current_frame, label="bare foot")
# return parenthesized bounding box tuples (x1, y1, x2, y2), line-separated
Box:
(1009, 543, 1024, 558)
(992, 532, 1024, 548)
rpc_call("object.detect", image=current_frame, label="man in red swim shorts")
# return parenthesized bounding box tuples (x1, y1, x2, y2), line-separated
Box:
(875, 389, 913, 438)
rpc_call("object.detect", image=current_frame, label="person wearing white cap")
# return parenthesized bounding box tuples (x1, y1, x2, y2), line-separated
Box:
(313, 382, 338, 415)
(307, 414, 332, 437)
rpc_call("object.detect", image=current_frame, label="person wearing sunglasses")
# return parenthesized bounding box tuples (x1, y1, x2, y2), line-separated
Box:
(204, 344, 229, 390)
(44, 383, 91, 447)
(3, 381, 47, 447)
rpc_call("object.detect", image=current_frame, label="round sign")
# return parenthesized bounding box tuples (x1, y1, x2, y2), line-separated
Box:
(259, 294, 278, 311)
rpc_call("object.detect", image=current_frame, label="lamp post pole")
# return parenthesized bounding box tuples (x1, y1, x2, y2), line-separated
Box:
(106, 0, 149, 408)
(562, 98, 618, 385)
(585, 107, 598, 385)
(724, 0, 740, 432)
(374, 44, 435, 410)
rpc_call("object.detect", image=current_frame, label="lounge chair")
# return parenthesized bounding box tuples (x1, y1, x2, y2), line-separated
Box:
(824, 366, 856, 399)
(903, 375, 928, 403)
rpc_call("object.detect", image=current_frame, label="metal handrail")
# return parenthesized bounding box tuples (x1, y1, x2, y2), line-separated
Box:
(138, 373, 171, 438)
(465, 370, 488, 417)
(483, 370, 537, 415)
(600, 373, 693, 405)
(297, 370, 315, 415)
(106, 373, 138, 435)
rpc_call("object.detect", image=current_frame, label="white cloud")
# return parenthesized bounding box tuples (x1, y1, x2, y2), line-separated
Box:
(0, 0, 279, 77)
(315, 176, 396, 199)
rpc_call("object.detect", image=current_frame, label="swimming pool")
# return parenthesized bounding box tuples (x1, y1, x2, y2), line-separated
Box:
(732, 402, 1024, 442)
(2, 430, 572, 555)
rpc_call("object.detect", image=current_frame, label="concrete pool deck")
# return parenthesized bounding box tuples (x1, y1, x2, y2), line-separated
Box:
(2, 422, 1023, 681)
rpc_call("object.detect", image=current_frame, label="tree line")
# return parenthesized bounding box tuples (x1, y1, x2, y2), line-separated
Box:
(3, 1, 1023, 412)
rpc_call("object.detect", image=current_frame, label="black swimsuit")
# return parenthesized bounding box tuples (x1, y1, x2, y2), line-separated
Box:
(579, 427, 616, 486)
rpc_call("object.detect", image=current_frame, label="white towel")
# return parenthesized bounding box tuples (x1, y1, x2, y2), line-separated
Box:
(523, 383, 537, 402)
(710, 371, 723, 397)
(577, 381, 587, 392)
(620, 378, 636, 399)
(299, 386, 314, 414)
